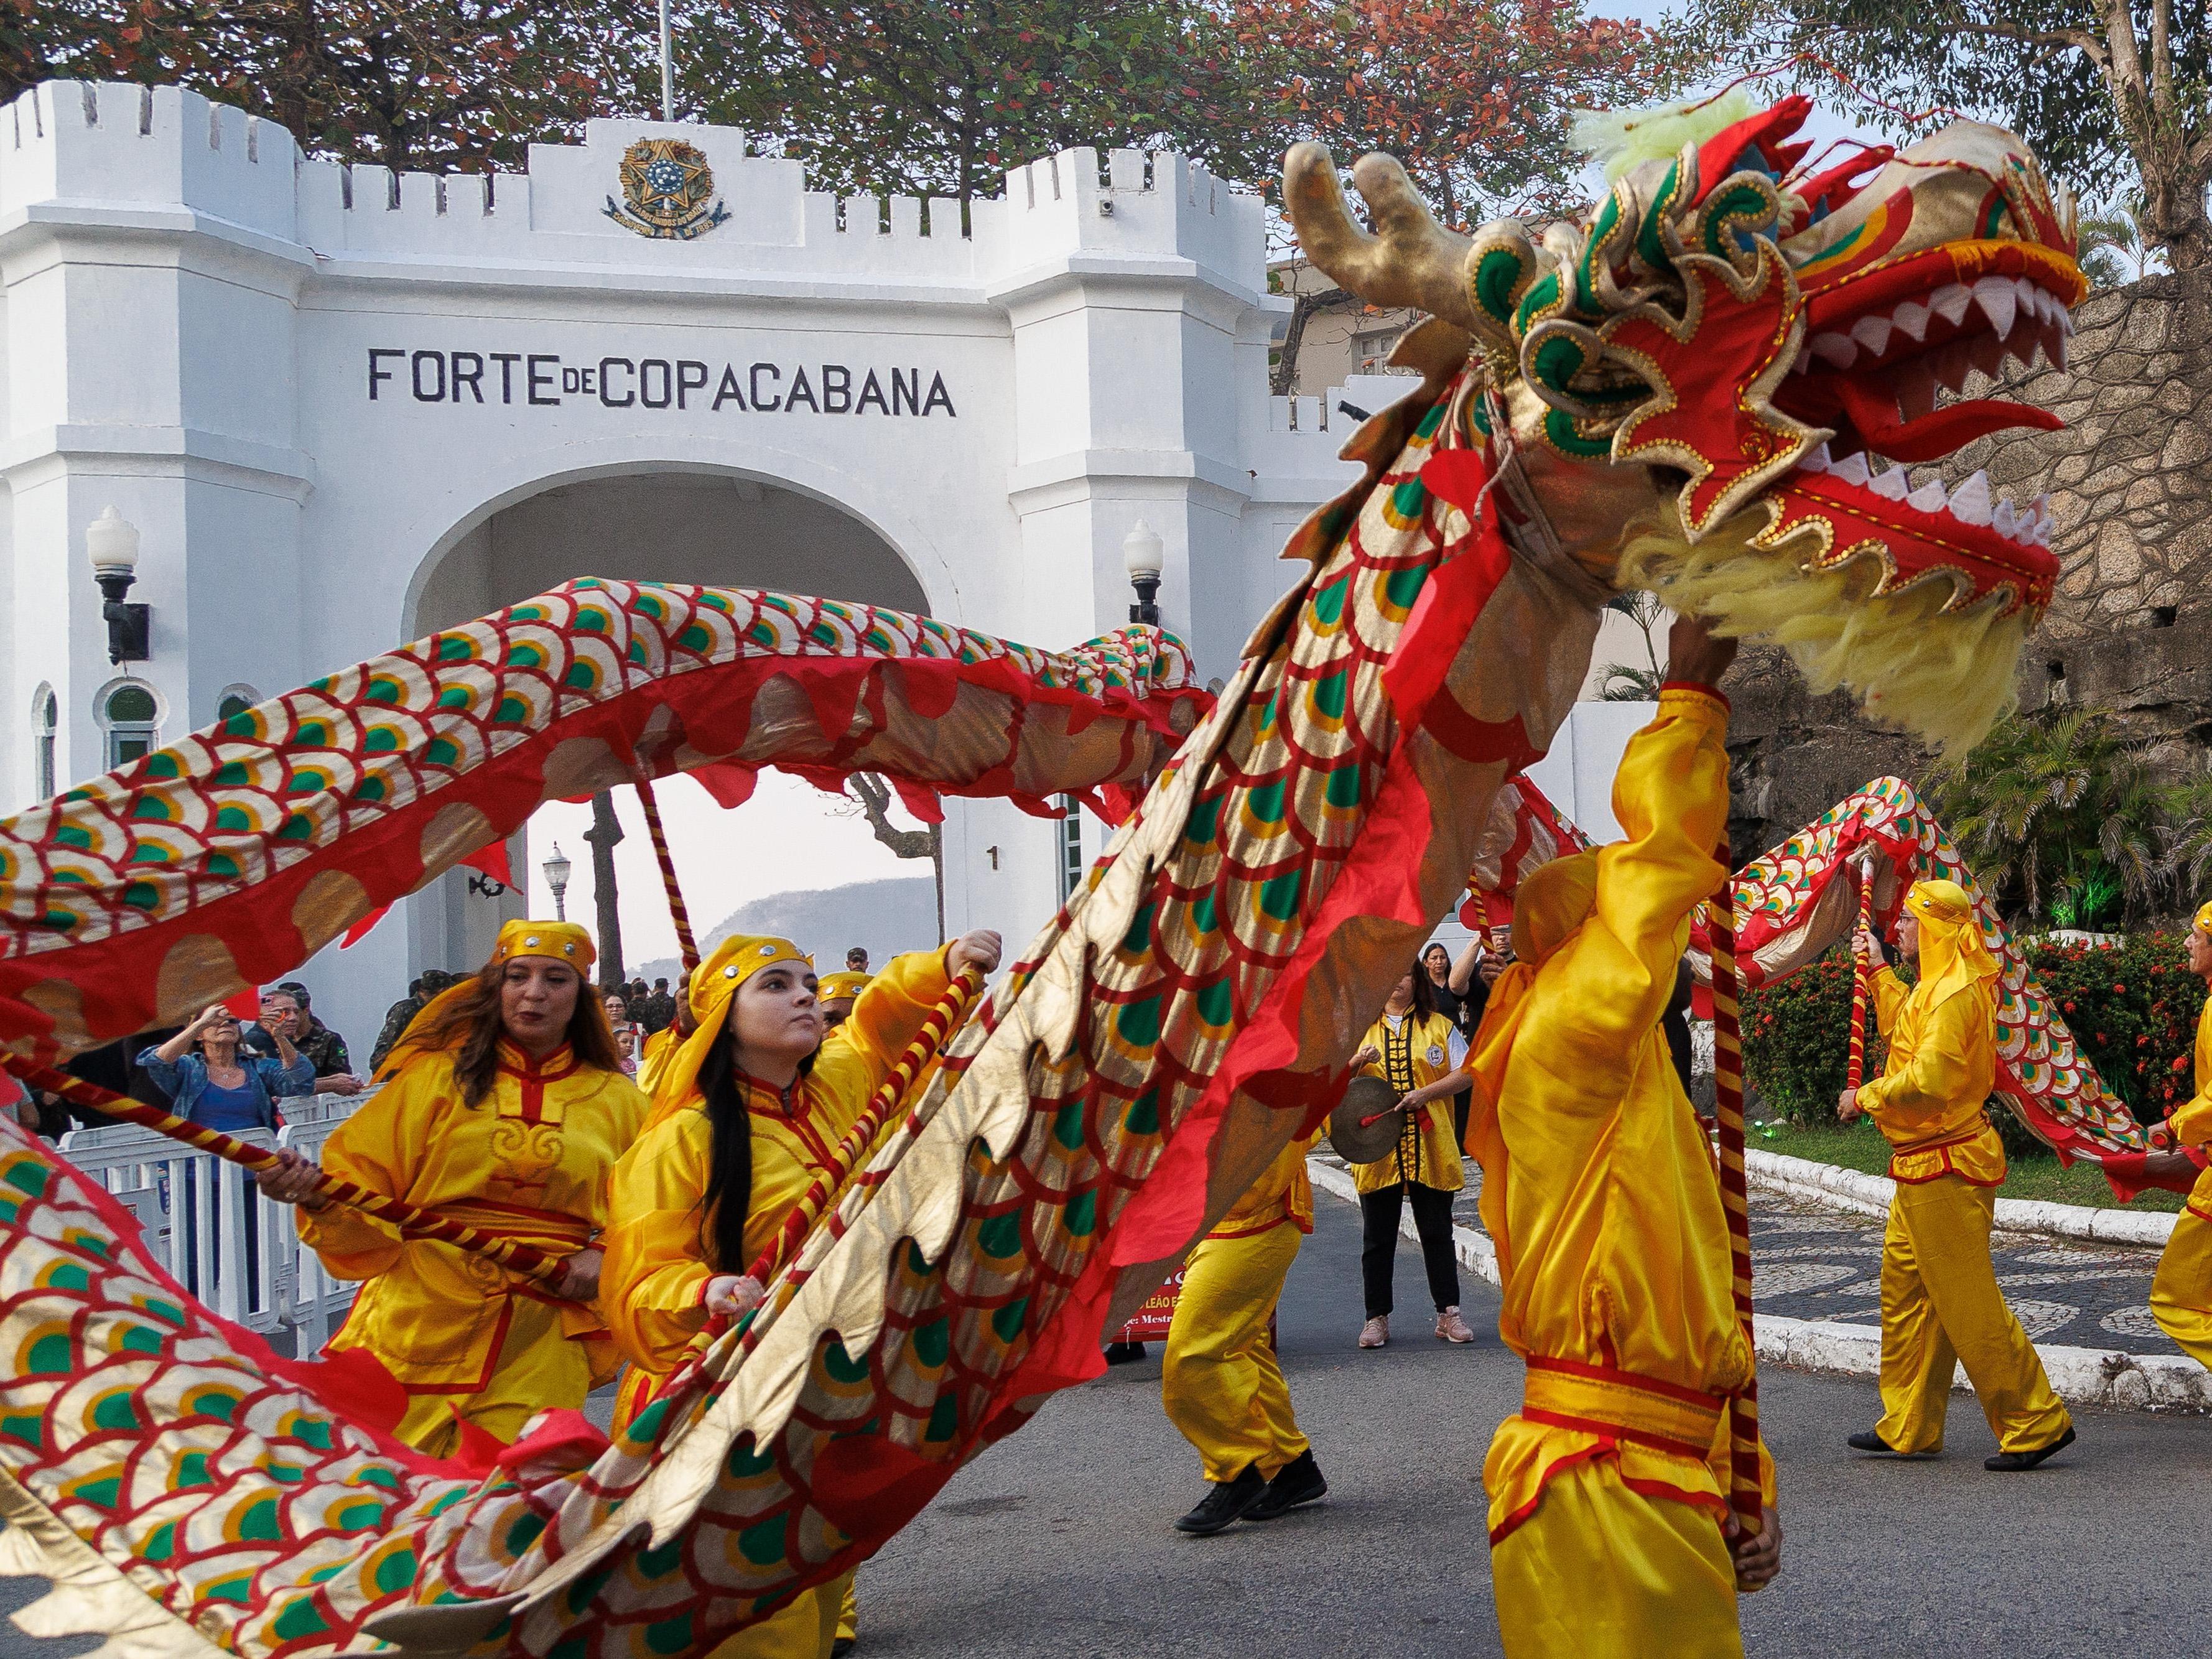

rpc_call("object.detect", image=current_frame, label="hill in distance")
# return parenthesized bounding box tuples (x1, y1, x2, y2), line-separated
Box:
(633, 875, 937, 985)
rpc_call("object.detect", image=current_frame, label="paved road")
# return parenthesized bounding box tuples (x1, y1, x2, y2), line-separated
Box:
(1315, 1147, 2177, 1355)
(2, 1194, 2203, 1658)
(859, 1192, 2211, 1658)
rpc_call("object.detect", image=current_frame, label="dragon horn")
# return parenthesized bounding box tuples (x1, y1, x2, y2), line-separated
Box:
(1283, 142, 1480, 336)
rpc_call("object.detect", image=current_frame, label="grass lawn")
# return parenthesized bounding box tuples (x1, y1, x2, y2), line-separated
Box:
(1750, 1118, 2188, 1213)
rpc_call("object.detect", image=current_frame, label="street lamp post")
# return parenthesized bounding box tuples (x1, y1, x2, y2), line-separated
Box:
(542, 842, 572, 921)
(1122, 520, 1164, 628)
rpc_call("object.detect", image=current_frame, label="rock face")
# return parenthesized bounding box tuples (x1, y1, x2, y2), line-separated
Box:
(1723, 268, 2212, 855)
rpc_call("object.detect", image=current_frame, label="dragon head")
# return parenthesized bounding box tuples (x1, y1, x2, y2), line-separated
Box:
(1286, 95, 2083, 752)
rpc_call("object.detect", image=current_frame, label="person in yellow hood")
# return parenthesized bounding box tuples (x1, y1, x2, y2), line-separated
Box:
(816, 969, 871, 1031)
(2138, 900, 2212, 1370)
(1466, 618, 1778, 1658)
(600, 926, 1000, 1659)
(1159, 1121, 1329, 1534)
(1839, 880, 2075, 1471)
(254, 920, 649, 1455)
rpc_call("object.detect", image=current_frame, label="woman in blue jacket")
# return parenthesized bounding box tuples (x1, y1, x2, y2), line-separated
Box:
(137, 1002, 315, 1298)
(139, 1002, 314, 1130)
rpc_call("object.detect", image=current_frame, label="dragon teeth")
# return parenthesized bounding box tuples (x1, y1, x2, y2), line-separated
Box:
(1810, 332, 1858, 368)
(1869, 463, 1910, 500)
(1801, 440, 1834, 472)
(1947, 471, 1994, 526)
(1852, 314, 1895, 356)
(1972, 276, 2019, 339)
(1832, 450, 1872, 486)
(1907, 475, 1950, 513)
(1890, 299, 1931, 343)
(1993, 498, 2018, 537)
(1930, 283, 1974, 327)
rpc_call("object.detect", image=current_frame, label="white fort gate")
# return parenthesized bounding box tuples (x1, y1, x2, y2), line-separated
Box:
(0, 80, 1420, 1043)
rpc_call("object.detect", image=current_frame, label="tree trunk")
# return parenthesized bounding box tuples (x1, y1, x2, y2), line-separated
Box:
(1270, 282, 1352, 397)
(849, 773, 939, 862)
(584, 789, 626, 987)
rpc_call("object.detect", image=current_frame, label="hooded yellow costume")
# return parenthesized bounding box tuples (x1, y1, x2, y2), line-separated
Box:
(299, 920, 649, 1456)
(1161, 1127, 1319, 1485)
(1856, 880, 2070, 1456)
(1466, 686, 1772, 1659)
(600, 933, 956, 1659)
(2149, 899, 2212, 1370)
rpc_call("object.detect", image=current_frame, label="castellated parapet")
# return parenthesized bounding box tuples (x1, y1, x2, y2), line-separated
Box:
(0, 80, 1267, 294)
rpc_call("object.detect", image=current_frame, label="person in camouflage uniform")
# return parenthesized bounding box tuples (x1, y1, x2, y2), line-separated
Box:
(367, 969, 460, 1074)
(251, 983, 360, 1095)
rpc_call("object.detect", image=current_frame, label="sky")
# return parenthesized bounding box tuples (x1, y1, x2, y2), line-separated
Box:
(514, 14, 1904, 962)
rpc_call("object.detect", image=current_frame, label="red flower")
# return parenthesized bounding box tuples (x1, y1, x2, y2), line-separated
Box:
(2063, 1001, 2076, 1013)
(2176, 1056, 2193, 1073)
(2114, 985, 2127, 994)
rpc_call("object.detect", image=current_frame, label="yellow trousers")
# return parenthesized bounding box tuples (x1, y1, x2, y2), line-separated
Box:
(1874, 1177, 2071, 1454)
(2151, 1207, 2212, 1372)
(1161, 1222, 1309, 1483)
(387, 1296, 588, 1457)
(837, 1579, 857, 1644)
(704, 1571, 853, 1659)
(1490, 1458, 1741, 1658)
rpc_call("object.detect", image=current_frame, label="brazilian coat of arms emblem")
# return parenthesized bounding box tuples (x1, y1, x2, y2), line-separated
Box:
(605, 137, 732, 240)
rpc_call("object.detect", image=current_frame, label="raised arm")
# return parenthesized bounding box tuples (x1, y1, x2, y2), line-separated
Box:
(812, 932, 999, 1110)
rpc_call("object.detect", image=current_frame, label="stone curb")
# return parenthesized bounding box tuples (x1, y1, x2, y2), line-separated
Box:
(1745, 1148, 2177, 1247)
(1307, 1158, 2211, 1414)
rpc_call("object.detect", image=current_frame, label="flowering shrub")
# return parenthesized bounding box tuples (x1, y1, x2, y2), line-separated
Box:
(1740, 947, 1884, 1126)
(1740, 930, 2203, 1144)
(2020, 932, 2196, 1118)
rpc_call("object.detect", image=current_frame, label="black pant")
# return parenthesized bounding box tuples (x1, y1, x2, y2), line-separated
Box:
(1360, 1183, 1461, 1317)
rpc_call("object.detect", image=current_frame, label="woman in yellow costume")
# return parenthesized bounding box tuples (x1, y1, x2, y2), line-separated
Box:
(2129, 901, 2212, 1369)
(1159, 1122, 1328, 1535)
(1466, 618, 1777, 1658)
(1347, 965, 1474, 1349)
(600, 926, 1001, 1659)
(254, 920, 649, 1455)
(1839, 880, 2075, 1470)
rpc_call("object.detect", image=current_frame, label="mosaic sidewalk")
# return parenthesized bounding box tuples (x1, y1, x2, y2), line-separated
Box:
(1311, 1151, 2175, 1356)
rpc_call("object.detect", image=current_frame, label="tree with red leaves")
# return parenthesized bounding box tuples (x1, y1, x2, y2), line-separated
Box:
(1230, 0, 1692, 229)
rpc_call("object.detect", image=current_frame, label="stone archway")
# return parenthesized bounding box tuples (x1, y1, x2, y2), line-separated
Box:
(401, 466, 935, 981)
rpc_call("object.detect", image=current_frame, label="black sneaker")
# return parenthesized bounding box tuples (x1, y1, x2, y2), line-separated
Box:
(1985, 1425, 2075, 1472)
(1244, 1450, 1328, 1520)
(1847, 1431, 1901, 1454)
(1104, 1341, 1148, 1366)
(1173, 1464, 1266, 1535)
(832, 1642, 856, 1658)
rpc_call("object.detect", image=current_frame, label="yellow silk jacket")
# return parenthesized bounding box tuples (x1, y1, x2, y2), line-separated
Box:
(1212, 1128, 1320, 1238)
(300, 1040, 649, 1392)
(601, 947, 953, 1382)
(1350, 1009, 1466, 1196)
(1860, 967, 2005, 1185)
(2163, 987, 2212, 1214)
(1468, 687, 1770, 1538)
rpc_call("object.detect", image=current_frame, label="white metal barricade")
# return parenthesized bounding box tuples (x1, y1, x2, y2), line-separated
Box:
(53, 1089, 370, 1347)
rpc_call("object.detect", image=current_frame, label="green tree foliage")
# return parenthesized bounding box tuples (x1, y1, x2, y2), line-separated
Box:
(7, 0, 634, 171)
(684, 1, 1276, 213)
(1925, 707, 2163, 926)
(1681, 0, 2212, 272)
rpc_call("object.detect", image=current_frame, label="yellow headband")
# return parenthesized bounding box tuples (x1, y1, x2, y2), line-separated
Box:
(490, 919, 596, 972)
(817, 970, 870, 1001)
(1903, 879, 1974, 927)
(1510, 851, 1599, 966)
(687, 935, 814, 1025)
(2195, 899, 2212, 936)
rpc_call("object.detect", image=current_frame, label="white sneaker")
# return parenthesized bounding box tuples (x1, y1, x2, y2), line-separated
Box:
(1359, 1315, 1389, 1349)
(1435, 1306, 1475, 1344)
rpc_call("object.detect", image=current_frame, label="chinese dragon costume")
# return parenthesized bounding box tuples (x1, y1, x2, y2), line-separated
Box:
(0, 91, 2121, 1657)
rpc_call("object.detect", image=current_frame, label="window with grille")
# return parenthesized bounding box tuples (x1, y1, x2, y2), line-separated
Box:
(103, 682, 158, 769)
(1057, 794, 1084, 903)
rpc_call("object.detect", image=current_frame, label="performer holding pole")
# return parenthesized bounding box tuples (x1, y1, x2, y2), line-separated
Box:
(598, 927, 1000, 1659)
(2142, 901, 2212, 1370)
(1838, 882, 2075, 1469)
(1159, 1123, 1329, 1535)
(254, 920, 649, 1455)
(1845, 857, 1878, 1092)
(1466, 617, 1777, 1657)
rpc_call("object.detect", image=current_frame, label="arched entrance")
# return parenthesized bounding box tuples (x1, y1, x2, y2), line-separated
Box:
(404, 467, 934, 980)
(411, 468, 930, 635)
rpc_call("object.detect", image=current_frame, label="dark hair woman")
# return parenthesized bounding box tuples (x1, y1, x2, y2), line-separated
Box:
(599, 926, 1000, 1659)
(1345, 960, 1474, 1351)
(253, 920, 648, 1456)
